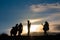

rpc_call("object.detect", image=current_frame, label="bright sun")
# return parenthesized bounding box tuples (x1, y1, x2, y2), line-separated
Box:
(22, 25, 43, 35)
(30, 25, 39, 32)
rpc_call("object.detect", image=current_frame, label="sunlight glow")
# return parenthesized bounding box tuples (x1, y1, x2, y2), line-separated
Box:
(29, 18, 43, 23)
(30, 25, 40, 32)
(21, 24, 43, 35)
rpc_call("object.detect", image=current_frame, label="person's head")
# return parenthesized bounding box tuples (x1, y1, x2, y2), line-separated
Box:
(28, 20, 29, 22)
(45, 21, 48, 23)
(28, 20, 30, 23)
(16, 24, 18, 26)
(20, 23, 22, 25)
(45, 21, 49, 24)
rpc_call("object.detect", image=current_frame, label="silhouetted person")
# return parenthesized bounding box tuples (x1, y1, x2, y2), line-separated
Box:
(18, 23, 23, 36)
(14, 24, 18, 36)
(27, 20, 31, 36)
(10, 27, 15, 36)
(10, 24, 18, 36)
(43, 21, 49, 35)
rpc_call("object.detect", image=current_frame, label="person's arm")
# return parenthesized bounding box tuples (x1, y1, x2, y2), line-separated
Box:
(41, 23, 43, 26)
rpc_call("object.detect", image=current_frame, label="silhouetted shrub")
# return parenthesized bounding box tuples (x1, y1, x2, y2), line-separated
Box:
(0, 33, 8, 37)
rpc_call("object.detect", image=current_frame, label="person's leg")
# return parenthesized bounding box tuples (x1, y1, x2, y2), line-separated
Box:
(10, 33, 12, 36)
(10, 30, 12, 36)
(29, 27, 30, 35)
(28, 28, 29, 36)
(14, 33, 16, 36)
(18, 31, 21, 36)
(44, 30, 47, 35)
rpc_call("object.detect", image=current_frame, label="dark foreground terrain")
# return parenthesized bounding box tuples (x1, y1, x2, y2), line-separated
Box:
(0, 33, 60, 40)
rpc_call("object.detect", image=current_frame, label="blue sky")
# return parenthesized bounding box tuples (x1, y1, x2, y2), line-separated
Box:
(0, 0, 60, 35)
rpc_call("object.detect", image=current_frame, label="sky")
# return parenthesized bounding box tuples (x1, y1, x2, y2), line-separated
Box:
(0, 0, 60, 35)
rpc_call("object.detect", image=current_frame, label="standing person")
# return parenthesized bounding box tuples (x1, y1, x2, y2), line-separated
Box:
(10, 24, 18, 36)
(10, 27, 15, 36)
(18, 23, 23, 36)
(27, 20, 31, 36)
(14, 24, 18, 36)
(43, 21, 49, 35)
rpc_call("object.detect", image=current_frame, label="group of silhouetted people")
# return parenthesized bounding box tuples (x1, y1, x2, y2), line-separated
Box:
(10, 23, 23, 36)
(10, 20, 49, 36)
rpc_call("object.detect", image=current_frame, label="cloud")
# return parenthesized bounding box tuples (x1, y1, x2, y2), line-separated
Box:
(46, 3, 60, 8)
(30, 4, 47, 12)
(29, 18, 43, 23)
(30, 3, 60, 12)
(55, 25, 60, 30)
(53, 24, 60, 30)
(23, 12, 60, 25)
(42, 13, 60, 25)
